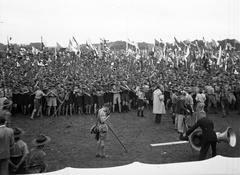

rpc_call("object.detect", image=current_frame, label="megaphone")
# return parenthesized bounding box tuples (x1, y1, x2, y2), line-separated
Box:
(189, 129, 203, 151)
(216, 127, 236, 147)
(189, 127, 236, 151)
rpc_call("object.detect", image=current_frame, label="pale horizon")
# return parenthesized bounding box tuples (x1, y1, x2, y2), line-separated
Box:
(0, 0, 239, 47)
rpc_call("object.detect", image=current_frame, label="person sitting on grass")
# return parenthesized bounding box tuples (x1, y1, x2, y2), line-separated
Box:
(25, 134, 51, 174)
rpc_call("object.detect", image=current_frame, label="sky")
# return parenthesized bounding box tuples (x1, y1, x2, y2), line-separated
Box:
(0, 0, 239, 47)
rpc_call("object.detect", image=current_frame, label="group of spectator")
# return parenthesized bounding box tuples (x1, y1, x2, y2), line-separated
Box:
(0, 109, 51, 174)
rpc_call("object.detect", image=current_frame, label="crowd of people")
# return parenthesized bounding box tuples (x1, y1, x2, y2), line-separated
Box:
(0, 41, 240, 118)
(0, 40, 240, 173)
(0, 114, 51, 174)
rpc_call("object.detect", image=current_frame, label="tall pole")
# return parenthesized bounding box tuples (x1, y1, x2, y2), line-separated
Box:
(107, 124, 128, 153)
(41, 36, 43, 51)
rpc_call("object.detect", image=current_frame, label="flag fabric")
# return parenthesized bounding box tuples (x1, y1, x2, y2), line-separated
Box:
(32, 46, 39, 55)
(203, 37, 208, 48)
(225, 43, 235, 51)
(195, 40, 200, 52)
(155, 39, 160, 47)
(100, 38, 110, 54)
(211, 39, 218, 48)
(41, 36, 45, 50)
(56, 42, 62, 51)
(174, 37, 180, 47)
(217, 46, 222, 65)
(68, 39, 73, 50)
(127, 38, 139, 52)
(72, 37, 78, 46)
(68, 39, 78, 53)
(174, 37, 181, 51)
(86, 38, 98, 56)
(207, 42, 212, 50)
(183, 45, 190, 62)
(86, 38, 94, 50)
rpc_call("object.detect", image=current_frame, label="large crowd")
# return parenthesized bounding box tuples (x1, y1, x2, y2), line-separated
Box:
(0, 40, 240, 174)
(0, 41, 239, 118)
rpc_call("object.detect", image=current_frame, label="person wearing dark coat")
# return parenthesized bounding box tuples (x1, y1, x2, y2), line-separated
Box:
(175, 92, 189, 133)
(184, 114, 218, 160)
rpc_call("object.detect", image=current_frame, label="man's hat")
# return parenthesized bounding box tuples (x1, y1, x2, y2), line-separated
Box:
(2, 99, 13, 107)
(103, 103, 111, 109)
(32, 134, 51, 146)
(14, 128, 25, 138)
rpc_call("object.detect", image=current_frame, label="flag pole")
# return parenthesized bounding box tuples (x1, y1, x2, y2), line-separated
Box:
(41, 36, 43, 51)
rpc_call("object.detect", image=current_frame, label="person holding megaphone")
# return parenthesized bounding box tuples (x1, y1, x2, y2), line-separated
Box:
(181, 104, 218, 160)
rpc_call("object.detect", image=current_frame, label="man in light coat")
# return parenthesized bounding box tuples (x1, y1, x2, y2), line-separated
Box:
(153, 85, 166, 124)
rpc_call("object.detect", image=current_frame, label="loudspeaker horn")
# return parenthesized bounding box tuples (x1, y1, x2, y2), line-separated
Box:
(189, 127, 237, 151)
(189, 129, 202, 151)
(216, 127, 236, 147)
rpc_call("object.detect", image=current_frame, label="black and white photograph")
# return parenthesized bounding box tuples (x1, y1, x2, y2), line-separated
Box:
(0, 0, 240, 174)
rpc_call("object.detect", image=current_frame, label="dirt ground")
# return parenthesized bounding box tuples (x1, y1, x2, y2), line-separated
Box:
(11, 108, 240, 172)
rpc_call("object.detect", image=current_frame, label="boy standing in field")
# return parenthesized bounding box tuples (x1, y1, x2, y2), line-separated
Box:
(95, 104, 111, 158)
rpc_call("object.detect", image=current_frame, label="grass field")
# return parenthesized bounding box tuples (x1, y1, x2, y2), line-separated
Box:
(11, 108, 240, 172)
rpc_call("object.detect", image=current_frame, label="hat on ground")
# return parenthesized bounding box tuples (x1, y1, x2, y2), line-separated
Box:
(14, 128, 25, 138)
(2, 99, 13, 107)
(32, 134, 51, 146)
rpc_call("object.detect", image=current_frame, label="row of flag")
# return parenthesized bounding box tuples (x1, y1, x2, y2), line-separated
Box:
(7, 36, 239, 69)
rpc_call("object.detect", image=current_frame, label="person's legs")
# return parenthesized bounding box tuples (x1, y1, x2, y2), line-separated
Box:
(221, 101, 226, 117)
(238, 99, 240, 115)
(155, 114, 158, 123)
(211, 141, 217, 157)
(30, 109, 37, 119)
(199, 142, 210, 160)
(96, 140, 101, 156)
(172, 104, 176, 124)
(31, 99, 40, 119)
(100, 141, 106, 156)
(137, 107, 140, 117)
(96, 139, 108, 158)
(129, 99, 132, 110)
(177, 114, 184, 133)
(94, 103, 97, 114)
(0, 158, 9, 175)
(156, 114, 162, 124)
(175, 114, 179, 130)
(69, 104, 73, 115)
(117, 95, 121, 112)
(47, 98, 52, 116)
(65, 105, 68, 116)
(112, 94, 117, 112)
(58, 104, 62, 116)
(47, 106, 51, 116)
(140, 106, 145, 117)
